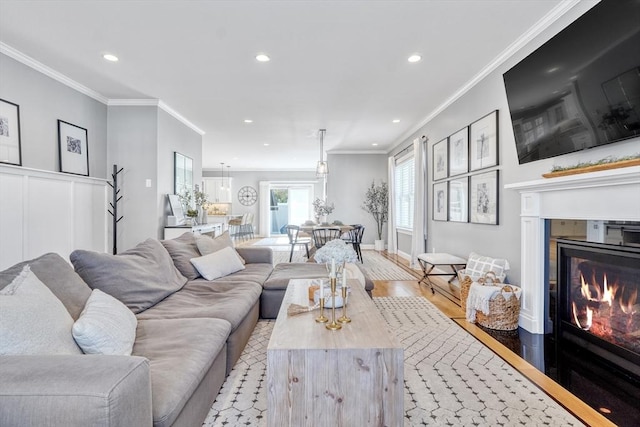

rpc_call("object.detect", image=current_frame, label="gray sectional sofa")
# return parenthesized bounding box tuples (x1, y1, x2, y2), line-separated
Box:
(0, 231, 374, 427)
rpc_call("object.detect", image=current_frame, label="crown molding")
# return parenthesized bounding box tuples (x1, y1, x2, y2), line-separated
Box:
(328, 150, 388, 155)
(390, 0, 583, 149)
(0, 42, 109, 104)
(108, 99, 205, 135)
(2, 43, 204, 135)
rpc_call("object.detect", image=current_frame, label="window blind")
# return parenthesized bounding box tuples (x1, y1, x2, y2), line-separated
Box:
(394, 156, 415, 229)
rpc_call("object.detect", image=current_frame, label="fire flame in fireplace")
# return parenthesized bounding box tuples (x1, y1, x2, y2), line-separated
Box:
(571, 272, 638, 335)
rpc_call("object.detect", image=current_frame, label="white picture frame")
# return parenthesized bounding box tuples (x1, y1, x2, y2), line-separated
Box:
(433, 182, 448, 221)
(0, 98, 22, 166)
(470, 110, 498, 171)
(58, 120, 89, 176)
(448, 126, 468, 176)
(448, 177, 468, 223)
(470, 170, 499, 225)
(432, 138, 448, 181)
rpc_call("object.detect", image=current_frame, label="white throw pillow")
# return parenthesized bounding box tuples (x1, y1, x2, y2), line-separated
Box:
(72, 289, 138, 355)
(0, 266, 82, 355)
(464, 252, 510, 282)
(190, 246, 246, 281)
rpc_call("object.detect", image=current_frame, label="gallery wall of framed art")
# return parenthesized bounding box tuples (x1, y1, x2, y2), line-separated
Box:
(430, 110, 499, 225)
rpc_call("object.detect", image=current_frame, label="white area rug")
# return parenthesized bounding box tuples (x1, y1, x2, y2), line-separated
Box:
(203, 296, 582, 426)
(266, 243, 418, 281)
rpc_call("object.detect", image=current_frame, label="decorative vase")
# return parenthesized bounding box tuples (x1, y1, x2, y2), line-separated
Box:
(200, 207, 208, 224)
(374, 239, 385, 251)
(320, 215, 328, 225)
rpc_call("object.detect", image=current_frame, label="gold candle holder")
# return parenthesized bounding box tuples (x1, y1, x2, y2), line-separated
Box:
(337, 285, 351, 324)
(325, 277, 342, 330)
(315, 295, 328, 323)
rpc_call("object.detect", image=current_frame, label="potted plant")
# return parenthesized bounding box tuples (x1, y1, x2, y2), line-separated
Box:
(312, 198, 335, 225)
(361, 181, 388, 251)
(179, 187, 209, 225)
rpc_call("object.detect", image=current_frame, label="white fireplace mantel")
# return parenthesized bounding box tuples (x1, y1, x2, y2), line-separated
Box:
(505, 165, 640, 334)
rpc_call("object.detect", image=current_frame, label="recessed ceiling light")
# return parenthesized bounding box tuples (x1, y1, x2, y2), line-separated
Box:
(103, 53, 119, 62)
(547, 67, 559, 73)
(372, 143, 379, 146)
(407, 54, 421, 63)
(263, 143, 269, 146)
(244, 119, 253, 123)
(256, 54, 270, 62)
(392, 119, 400, 123)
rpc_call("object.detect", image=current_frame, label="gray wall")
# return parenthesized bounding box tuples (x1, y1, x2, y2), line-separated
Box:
(157, 109, 202, 238)
(389, 1, 640, 284)
(107, 106, 158, 251)
(107, 106, 203, 251)
(0, 54, 107, 178)
(327, 153, 388, 245)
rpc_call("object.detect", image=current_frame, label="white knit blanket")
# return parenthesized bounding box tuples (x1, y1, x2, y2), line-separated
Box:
(465, 283, 502, 322)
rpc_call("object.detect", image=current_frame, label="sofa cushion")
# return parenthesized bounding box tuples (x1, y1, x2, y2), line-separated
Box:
(190, 246, 245, 281)
(70, 239, 187, 314)
(73, 289, 138, 355)
(463, 252, 510, 282)
(195, 231, 245, 264)
(137, 280, 262, 331)
(160, 232, 202, 280)
(132, 318, 231, 427)
(209, 262, 273, 286)
(0, 266, 82, 355)
(0, 252, 91, 320)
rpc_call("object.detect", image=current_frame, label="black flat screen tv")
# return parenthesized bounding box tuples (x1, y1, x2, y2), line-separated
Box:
(503, 0, 640, 165)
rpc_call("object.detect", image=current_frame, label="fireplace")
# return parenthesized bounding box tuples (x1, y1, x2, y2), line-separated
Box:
(556, 239, 640, 378)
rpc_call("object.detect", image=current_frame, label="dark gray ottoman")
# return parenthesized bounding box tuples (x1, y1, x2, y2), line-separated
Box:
(260, 263, 374, 319)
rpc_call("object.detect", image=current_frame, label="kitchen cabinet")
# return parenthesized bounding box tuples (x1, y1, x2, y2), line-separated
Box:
(203, 178, 233, 203)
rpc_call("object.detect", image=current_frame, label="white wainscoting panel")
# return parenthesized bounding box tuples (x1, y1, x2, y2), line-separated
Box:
(0, 165, 107, 270)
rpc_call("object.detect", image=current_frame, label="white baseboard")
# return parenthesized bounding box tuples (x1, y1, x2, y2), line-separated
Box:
(397, 250, 411, 261)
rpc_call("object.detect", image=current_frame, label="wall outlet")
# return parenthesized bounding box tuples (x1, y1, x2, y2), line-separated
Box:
(145, 179, 152, 188)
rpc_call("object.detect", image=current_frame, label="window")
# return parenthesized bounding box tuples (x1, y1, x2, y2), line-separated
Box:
(395, 156, 415, 230)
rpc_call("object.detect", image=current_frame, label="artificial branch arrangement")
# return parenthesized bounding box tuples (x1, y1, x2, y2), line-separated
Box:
(312, 198, 335, 223)
(361, 180, 388, 240)
(179, 188, 209, 220)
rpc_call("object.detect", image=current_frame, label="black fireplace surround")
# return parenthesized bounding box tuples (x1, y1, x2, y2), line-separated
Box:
(556, 239, 640, 379)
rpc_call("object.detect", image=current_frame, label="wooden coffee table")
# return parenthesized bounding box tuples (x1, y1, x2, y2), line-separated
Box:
(267, 279, 404, 427)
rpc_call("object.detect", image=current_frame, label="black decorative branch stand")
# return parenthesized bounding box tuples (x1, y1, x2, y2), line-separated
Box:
(107, 164, 124, 254)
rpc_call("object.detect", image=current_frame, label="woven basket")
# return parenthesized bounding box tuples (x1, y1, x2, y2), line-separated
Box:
(460, 272, 521, 331)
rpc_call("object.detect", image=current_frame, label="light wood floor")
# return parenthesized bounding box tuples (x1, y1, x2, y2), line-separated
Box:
(377, 251, 614, 427)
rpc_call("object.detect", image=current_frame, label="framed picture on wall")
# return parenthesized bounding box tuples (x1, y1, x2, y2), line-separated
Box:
(448, 126, 468, 176)
(58, 120, 89, 176)
(470, 170, 499, 225)
(174, 152, 193, 195)
(433, 181, 448, 221)
(448, 176, 468, 222)
(470, 110, 498, 171)
(0, 98, 22, 166)
(432, 138, 448, 181)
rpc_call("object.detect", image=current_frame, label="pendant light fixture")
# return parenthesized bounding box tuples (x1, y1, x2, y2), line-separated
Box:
(316, 129, 328, 177)
(220, 162, 225, 190)
(227, 165, 231, 190)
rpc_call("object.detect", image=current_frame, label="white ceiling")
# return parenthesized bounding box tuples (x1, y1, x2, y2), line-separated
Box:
(0, 0, 574, 171)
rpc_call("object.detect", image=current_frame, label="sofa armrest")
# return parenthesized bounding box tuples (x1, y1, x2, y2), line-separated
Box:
(0, 355, 152, 427)
(236, 247, 273, 264)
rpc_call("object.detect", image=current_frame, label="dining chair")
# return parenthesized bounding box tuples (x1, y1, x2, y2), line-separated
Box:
(285, 225, 311, 262)
(312, 227, 342, 249)
(344, 225, 365, 263)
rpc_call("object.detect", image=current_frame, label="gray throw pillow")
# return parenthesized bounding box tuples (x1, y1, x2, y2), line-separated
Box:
(161, 232, 202, 280)
(70, 239, 187, 314)
(196, 231, 246, 264)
